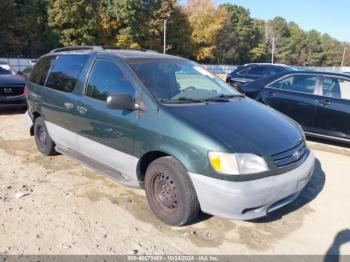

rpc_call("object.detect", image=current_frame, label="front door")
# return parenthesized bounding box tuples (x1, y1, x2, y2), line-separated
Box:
(259, 74, 320, 132)
(313, 75, 350, 139)
(74, 58, 139, 179)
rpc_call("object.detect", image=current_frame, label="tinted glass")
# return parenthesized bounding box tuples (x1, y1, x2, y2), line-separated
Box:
(263, 67, 283, 76)
(322, 77, 350, 100)
(238, 68, 249, 75)
(86, 59, 135, 101)
(45, 55, 89, 92)
(271, 75, 317, 94)
(30, 56, 56, 85)
(247, 67, 263, 76)
(128, 59, 239, 101)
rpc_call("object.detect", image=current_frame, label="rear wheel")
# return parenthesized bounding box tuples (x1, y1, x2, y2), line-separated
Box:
(34, 117, 57, 156)
(144, 156, 200, 226)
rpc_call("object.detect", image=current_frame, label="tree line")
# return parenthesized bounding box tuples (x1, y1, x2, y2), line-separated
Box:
(0, 0, 349, 66)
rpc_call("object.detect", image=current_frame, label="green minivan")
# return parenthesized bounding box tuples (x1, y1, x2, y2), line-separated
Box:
(25, 46, 315, 226)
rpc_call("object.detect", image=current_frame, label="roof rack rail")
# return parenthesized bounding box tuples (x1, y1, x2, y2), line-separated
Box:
(49, 45, 159, 54)
(243, 62, 288, 66)
(102, 46, 158, 53)
(50, 46, 104, 53)
(103, 46, 144, 51)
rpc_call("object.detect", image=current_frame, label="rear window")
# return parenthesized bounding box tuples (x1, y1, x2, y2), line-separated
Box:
(45, 55, 90, 93)
(30, 56, 56, 85)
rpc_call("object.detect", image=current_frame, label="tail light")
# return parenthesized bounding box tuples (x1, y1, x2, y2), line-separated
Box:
(24, 85, 28, 97)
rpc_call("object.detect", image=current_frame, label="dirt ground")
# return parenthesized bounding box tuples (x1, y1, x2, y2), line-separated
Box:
(0, 110, 349, 256)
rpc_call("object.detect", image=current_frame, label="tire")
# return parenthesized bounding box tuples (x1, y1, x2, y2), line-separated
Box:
(144, 156, 200, 226)
(34, 117, 57, 156)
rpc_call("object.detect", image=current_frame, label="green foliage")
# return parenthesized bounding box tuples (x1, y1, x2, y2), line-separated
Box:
(0, 0, 59, 57)
(216, 4, 263, 64)
(47, 0, 102, 46)
(105, 0, 176, 51)
(0, 0, 20, 56)
(182, 0, 225, 61)
(0, 0, 347, 66)
(166, 6, 192, 57)
(344, 43, 350, 66)
(18, 0, 59, 57)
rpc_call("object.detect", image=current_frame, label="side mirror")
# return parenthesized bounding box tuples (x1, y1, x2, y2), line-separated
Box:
(106, 93, 135, 110)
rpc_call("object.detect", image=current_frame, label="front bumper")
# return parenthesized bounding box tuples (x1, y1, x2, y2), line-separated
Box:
(24, 110, 34, 135)
(189, 152, 315, 220)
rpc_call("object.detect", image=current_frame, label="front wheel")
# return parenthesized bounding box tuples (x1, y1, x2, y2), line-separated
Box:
(34, 117, 57, 156)
(144, 156, 200, 226)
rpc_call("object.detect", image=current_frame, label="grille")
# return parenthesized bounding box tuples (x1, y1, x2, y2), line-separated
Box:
(272, 140, 307, 168)
(0, 85, 24, 97)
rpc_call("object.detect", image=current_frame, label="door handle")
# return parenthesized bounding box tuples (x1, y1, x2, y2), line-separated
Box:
(267, 91, 275, 96)
(77, 105, 88, 115)
(316, 99, 331, 106)
(64, 102, 74, 110)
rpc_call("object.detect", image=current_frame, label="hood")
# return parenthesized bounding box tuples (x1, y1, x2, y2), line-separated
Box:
(163, 97, 303, 157)
(0, 75, 25, 86)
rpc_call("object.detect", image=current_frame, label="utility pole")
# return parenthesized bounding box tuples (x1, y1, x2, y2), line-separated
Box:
(341, 45, 347, 67)
(271, 36, 275, 64)
(163, 19, 167, 54)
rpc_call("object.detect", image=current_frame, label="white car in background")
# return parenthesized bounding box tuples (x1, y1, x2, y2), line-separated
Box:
(341, 67, 350, 75)
(0, 60, 16, 75)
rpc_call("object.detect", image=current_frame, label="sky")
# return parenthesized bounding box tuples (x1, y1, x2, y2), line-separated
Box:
(215, 0, 350, 42)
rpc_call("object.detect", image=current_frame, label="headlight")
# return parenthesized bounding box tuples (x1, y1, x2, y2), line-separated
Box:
(298, 124, 306, 140)
(208, 152, 268, 175)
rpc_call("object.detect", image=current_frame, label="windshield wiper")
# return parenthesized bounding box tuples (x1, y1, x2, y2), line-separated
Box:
(161, 94, 244, 104)
(204, 94, 245, 102)
(160, 97, 206, 104)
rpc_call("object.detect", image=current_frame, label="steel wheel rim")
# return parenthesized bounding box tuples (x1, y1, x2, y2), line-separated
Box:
(151, 172, 178, 214)
(38, 125, 47, 148)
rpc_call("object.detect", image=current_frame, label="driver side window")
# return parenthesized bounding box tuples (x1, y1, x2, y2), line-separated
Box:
(86, 59, 134, 101)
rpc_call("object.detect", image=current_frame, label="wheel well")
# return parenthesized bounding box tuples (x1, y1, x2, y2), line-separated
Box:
(137, 151, 169, 182)
(30, 111, 41, 135)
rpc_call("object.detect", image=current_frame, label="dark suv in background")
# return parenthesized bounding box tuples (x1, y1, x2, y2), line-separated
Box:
(226, 63, 295, 89)
(0, 60, 27, 109)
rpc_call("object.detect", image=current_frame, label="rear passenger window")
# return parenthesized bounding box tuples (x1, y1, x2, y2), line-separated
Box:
(247, 67, 263, 76)
(238, 68, 249, 75)
(263, 67, 283, 76)
(30, 56, 56, 85)
(270, 75, 317, 94)
(45, 55, 89, 93)
(323, 77, 350, 100)
(86, 59, 134, 101)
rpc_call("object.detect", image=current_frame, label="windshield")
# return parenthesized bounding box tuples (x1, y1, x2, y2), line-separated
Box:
(0, 64, 16, 75)
(128, 59, 240, 102)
